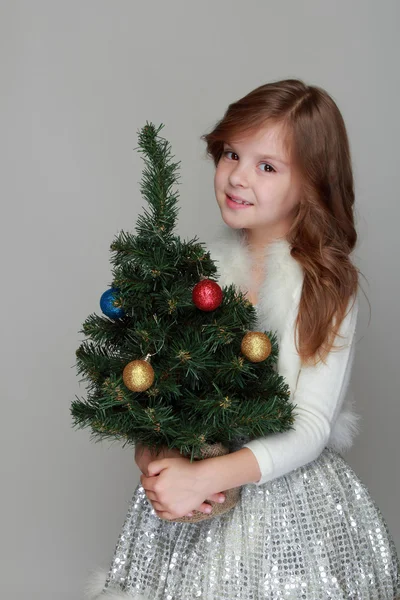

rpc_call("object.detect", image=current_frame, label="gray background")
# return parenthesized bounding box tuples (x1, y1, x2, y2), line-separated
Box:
(1, 1, 399, 598)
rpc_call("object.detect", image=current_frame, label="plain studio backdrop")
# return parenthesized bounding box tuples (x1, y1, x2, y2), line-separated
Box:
(1, 1, 399, 598)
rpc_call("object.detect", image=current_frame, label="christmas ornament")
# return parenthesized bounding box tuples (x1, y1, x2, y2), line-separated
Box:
(192, 279, 223, 311)
(123, 359, 155, 392)
(100, 287, 125, 319)
(241, 331, 272, 363)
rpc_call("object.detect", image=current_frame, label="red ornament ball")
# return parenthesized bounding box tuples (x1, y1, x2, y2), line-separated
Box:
(192, 279, 223, 311)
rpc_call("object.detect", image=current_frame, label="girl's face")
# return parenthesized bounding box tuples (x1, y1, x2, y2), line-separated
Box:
(214, 122, 302, 244)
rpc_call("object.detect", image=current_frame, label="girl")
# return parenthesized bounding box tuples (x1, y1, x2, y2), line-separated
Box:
(85, 79, 400, 599)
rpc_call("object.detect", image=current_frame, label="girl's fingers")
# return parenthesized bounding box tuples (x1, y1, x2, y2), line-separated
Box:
(186, 494, 226, 517)
(156, 510, 173, 521)
(145, 490, 157, 501)
(207, 492, 226, 503)
(147, 490, 225, 504)
(151, 499, 209, 517)
(147, 492, 225, 518)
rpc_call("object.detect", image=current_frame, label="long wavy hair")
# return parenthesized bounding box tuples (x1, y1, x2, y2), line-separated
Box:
(201, 78, 368, 366)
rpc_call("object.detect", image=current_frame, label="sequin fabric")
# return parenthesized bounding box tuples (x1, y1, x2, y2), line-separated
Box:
(100, 447, 400, 599)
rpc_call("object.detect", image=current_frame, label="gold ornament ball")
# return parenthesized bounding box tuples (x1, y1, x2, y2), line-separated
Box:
(123, 360, 155, 392)
(241, 331, 272, 362)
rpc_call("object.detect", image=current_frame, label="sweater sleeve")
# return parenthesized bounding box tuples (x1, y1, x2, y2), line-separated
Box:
(242, 294, 359, 485)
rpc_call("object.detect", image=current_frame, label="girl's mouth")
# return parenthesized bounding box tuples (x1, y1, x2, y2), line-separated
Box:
(226, 194, 253, 209)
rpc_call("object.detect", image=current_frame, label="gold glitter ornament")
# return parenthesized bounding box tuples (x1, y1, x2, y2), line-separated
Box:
(122, 359, 155, 392)
(241, 331, 272, 363)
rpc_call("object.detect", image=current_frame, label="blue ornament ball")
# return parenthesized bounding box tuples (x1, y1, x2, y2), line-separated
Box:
(100, 287, 126, 319)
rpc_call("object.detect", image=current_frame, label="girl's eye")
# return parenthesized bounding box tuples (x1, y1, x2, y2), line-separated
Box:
(259, 162, 275, 173)
(223, 150, 237, 160)
(223, 151, 275, 173)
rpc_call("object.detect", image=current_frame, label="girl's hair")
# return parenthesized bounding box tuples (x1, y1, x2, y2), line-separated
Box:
(201, 78, 368, 366)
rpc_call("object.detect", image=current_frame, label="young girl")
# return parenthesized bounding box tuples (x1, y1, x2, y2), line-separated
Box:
(85, 79, 400, 599)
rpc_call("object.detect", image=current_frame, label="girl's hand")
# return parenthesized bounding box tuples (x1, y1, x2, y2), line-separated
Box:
(135, 443, 226, 517)
(140, 456, 226, 520)
(134, 442, 182, 475)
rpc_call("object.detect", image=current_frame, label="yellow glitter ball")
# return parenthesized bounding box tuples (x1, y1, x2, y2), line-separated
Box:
(241, 331, 272, 363)
(122, 359, 155, 392)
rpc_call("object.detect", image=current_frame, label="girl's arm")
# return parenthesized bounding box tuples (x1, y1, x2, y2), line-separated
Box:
(196, 446, 263, 492)
(197, 294, 359, 492)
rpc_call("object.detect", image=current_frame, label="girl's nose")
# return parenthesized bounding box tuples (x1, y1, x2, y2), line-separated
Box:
(228, 165, 249, 187)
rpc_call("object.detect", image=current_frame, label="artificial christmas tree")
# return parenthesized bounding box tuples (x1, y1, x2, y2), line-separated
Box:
(71, 122, 296, 522)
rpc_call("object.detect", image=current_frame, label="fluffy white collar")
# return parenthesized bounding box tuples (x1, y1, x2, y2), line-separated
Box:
(208, 225, 304, 344)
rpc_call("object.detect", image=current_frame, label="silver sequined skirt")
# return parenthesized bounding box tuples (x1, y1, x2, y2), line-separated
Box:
(87, 447, 400, 599)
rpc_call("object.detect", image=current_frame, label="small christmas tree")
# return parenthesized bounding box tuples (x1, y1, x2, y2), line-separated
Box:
(71, 122, 296, 463)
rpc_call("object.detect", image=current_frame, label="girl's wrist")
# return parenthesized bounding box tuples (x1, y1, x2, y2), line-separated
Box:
(196, 448, 262, 494)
